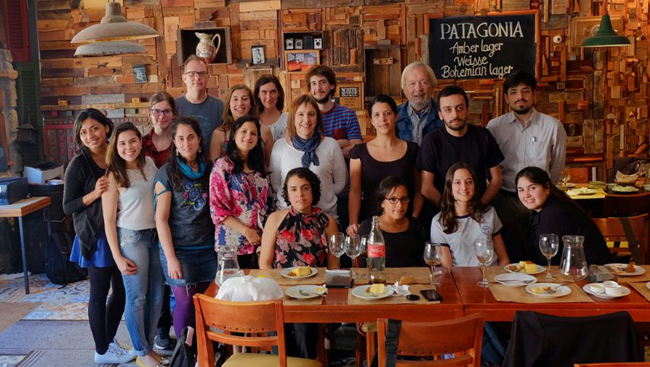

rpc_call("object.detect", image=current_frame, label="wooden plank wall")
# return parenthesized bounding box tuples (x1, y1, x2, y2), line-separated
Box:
(34, 0, 650, 173)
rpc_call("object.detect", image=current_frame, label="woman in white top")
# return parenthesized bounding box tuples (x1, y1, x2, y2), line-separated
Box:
(270, 94, 347, 218)
(431, 162, 510, 268)
(254, 74, 288, 142)
(103, 122, 164, 367)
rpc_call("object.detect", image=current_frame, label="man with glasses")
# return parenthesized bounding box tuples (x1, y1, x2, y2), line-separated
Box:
(396, 62, 444, 146)
(175, 55, 223, 151)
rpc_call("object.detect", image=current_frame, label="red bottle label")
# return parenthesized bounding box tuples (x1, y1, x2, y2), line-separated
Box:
(368, 243, 385, 258)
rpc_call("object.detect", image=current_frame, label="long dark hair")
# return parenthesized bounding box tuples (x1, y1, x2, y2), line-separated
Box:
(439, 162, 487, 234)
(368, 94, 399, 137)
(73, 108, 114, 153)
(515, 166, 585, 214)
(225, 115, 266, 176)
(254, 74, 285, 112)
(374, 176, 408, 216)
(106, 122, 146, 188)
(282, 167, 321, 207)
(168, 117, 211, 191)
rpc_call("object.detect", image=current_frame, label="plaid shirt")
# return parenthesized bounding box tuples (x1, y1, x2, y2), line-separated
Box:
(142, 129, 171, 168)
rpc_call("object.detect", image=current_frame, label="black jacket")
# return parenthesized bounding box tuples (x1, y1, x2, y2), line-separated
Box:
(63, 147, 105, 260)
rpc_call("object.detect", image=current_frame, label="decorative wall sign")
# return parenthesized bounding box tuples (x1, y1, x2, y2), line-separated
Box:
(336, 82, 363, 110)
(426, 11, 540, 80)
(285, 50, 320, 73)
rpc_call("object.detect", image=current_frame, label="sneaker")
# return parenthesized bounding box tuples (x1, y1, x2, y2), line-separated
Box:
(94, 343, 136, 364)
(112, 338, 134, 351)
(153, 335, 174, 356)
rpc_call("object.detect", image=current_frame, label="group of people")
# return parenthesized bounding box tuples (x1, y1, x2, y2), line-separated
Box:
(63, 55, 613, 365)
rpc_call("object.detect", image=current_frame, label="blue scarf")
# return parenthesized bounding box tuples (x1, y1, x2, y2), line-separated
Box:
(292, 132, 321, 168)
(177, 156, 205, 180)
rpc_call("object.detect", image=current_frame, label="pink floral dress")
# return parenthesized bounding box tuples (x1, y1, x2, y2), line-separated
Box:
(273, 207, 329, 268)
(210, 156, 269, 255)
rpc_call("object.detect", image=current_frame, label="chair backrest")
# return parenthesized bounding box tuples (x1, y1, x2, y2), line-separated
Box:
(377, 314, 484, 367)
(193, 294, 287, 367)
(575, 364, 650, 367)
(593, 214, 649, 264)
(602, 192, 650, 218)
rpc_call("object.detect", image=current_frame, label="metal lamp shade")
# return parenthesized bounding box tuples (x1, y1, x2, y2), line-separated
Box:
(581, 14, 631, 47)
(74, 41, 146, 56)
(71, 2, 158, 44)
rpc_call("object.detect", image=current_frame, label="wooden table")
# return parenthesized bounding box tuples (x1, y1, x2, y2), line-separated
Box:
(452, 267, 650, 321)
(0, 196, 52, 294)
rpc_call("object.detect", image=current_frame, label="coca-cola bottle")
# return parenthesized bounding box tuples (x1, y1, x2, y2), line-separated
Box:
(367, 216, 386, 284)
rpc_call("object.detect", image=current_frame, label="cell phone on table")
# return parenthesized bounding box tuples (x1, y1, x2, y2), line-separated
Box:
(420, 289, 443, 302)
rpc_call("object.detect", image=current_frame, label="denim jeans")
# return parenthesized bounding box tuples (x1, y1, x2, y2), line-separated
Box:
(118, 227, 164, 356)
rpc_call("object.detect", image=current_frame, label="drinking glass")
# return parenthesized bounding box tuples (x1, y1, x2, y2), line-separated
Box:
(329, 232, 346, 269)
(345, 236, 362, 277)
(560, 168, 572, 188)
(539, 233, 560, 280)
(356, 235, 368, 279)
(423, 242, 443, 286)
(475, 238, 495, 288)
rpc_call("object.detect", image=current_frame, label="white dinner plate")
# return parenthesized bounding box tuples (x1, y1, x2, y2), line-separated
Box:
(611, 185, 639, 194)
(494, 273, 537, 287)
(284, 285, 326, 299)
(582, 283, 630, 299)
(645, 282, 650, 291)
(525, 283, 571, 298)
(351, 285, 395, 301)
(605, 263, 646, 277)
(280, 267, 318, 279)
(504, 263, 546, 275)
(568, 188, 597, 196)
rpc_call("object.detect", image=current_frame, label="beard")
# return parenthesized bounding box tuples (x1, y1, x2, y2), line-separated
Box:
(511, 102, 533, 115)
(314, 93, 332, 104)
(445, 118, 466, 132)
(409, 97, 430, 112)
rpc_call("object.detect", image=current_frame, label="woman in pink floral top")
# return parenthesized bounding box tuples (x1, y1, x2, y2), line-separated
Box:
(210, 115, 269, 269)
(259, 167, 338, 269)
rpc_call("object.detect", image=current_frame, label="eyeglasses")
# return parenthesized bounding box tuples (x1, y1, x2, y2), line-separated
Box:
(151, 109, 173, 116)
(185, 71, 207, 78)
(384, 196, 410, 204)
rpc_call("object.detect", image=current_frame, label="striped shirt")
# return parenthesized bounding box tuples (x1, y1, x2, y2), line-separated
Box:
(321, 103, 362, 141)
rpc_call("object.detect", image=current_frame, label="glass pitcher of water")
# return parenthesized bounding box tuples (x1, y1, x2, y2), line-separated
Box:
(215, 245, 244, 285)
(559, 235, 589, 281)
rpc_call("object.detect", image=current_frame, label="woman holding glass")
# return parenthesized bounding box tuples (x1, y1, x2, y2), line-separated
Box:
(431, 162, 509, 268)
(357, 176, 427, 267)
(516, 166, 611, 265)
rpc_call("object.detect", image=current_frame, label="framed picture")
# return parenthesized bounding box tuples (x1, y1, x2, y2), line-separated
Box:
(285, 50, 320, 73)
(314, 37, 323, 50)
(295, 39, 303, 50)
(252, 45, 265, 65)
(285, 38, 294, 50)
(133, 65, 147, 84)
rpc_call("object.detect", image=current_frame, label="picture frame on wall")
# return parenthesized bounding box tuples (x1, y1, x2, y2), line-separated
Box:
(314, 38, 323, 50)
(285, 38, 294, 50)
(252, 45, 265, 65)
(285, 50, 320, 73)
(295, 39, 303, 50)
(133, 65, 147, 84)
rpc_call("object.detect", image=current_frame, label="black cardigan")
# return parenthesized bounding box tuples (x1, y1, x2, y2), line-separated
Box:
(62, 147, 105, 260)
(526, 194, 612, 266)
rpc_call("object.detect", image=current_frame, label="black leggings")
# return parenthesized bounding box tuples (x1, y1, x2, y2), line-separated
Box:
(87, 266, 126, 354)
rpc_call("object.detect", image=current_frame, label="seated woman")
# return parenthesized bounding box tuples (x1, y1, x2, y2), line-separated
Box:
(431, 162, 510, 268)
(516, 166, 611, 265)
(259, 167, 337, 359)
(357, 176, 427, 267)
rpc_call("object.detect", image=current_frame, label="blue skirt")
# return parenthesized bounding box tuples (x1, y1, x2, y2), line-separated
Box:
(69, 233, 116, 268)
(159, 244, 217, 286)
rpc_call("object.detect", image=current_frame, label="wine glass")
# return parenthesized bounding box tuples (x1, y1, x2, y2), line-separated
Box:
(329, 232, 345, 269)
(475, 238, 495, 288)
(539, 233, 560, 280)
(356, 235, 368, 279)
(560, 168, 572, 188)
(345, 236, 362, 277)
(423, 242, 443, 287)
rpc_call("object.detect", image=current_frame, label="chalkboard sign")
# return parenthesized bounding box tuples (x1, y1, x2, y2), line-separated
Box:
(428, 12, 538, 80)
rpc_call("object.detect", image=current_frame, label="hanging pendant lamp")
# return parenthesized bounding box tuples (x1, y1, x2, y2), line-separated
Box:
(74, 41, 146, 56)
(71, 1, 158, 44)
(581, 14, 630, 47)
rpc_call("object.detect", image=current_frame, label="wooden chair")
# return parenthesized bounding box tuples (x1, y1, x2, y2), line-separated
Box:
(602, 191, 650, 218)
(377, 314, 484, 367)
(593, 214, 650, 264)
(193, 294, 322, 367)
(575, 364, 650, 367)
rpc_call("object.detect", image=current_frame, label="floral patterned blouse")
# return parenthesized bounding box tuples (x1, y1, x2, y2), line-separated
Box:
(273, 207, 329, 269)
(210, 156, 269, 255)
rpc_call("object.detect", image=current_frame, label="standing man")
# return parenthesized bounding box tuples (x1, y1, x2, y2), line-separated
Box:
(175, 55, 223, 151)
(487, 71, 567, 224)
(417, 85, 504, 208)
(396, 62, 444, 145)
(307, 65, 363, 158)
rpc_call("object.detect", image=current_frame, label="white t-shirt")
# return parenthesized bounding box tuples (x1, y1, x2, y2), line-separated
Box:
(430, 206, 503, 266)
(269, 137, 347, 218)
(266, 112, 288, 142)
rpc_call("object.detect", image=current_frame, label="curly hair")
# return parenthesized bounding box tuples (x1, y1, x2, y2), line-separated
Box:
(438, 162, 487, 234)
(282, 167, 321, 207)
